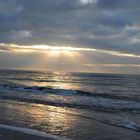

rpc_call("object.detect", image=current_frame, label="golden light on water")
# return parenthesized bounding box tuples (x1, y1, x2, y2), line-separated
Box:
(1, 100, 79, 135)
(25, 104, 78, 133)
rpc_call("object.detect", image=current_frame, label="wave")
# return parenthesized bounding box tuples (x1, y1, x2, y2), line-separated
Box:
(0, 77, 59, 82)
(0, 84, 78, 95)
(0, 77, 128, 86)
(101, 117, 140, 132)
(1, 84, 140, 113)
(0, 92, 140, 113)
(0, 83, 139, 100)
(0, 124, 71, 140)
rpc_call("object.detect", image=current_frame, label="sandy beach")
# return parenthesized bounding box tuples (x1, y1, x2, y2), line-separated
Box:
(0, 123, 70, 140)
(0, 128, 52, 140)
(0, 99, 140, 140)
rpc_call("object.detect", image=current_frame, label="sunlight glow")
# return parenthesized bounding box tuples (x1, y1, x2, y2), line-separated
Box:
(1, 43, 140, 58)
(0, 43, 96, 52)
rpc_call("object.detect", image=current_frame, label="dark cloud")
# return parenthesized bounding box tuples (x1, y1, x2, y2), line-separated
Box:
(97, 0, 140, 9)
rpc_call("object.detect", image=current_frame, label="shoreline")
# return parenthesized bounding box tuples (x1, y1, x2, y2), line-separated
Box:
(0, 98, 140, 140)
(0, 124, 70, 140)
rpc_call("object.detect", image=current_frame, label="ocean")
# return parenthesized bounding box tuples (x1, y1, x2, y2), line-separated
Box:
(0, 69, 140, 140)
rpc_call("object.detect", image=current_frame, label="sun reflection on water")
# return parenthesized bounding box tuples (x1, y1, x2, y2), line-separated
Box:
(0, 100, 80, 137)
(25, 104, 78, 134)
(14, 71, 79, 90)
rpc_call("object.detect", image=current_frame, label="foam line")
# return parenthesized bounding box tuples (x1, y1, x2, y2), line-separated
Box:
(0, 124, 71, 140)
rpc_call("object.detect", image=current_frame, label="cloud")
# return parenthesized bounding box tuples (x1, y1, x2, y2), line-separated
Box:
(0, 0, 23, 15)
(85, 64, 140, 67)
(80, 0, 97, 5)
(96, 0, 140, 9)
(0, 0, 140, 73)
(1, 43, 140, 59)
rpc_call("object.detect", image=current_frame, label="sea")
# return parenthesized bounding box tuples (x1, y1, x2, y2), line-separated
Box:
(0, 69, 140, 140)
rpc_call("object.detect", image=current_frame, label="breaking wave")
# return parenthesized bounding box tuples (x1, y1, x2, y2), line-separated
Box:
(0, 83, 140, 113)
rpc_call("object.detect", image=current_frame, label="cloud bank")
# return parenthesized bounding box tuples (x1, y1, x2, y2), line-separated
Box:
(0, 0, 140, 73)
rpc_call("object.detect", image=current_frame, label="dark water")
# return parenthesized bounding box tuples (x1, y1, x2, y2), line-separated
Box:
(0, 69, 140, 139)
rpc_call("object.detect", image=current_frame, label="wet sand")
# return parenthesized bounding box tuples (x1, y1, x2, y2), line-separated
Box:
(0, 99, 140, 140)
(0, 124, 70, 140)
(0, 128, 52, 140)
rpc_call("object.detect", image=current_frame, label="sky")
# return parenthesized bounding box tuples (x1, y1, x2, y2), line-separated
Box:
(0, 0, 140, 74)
